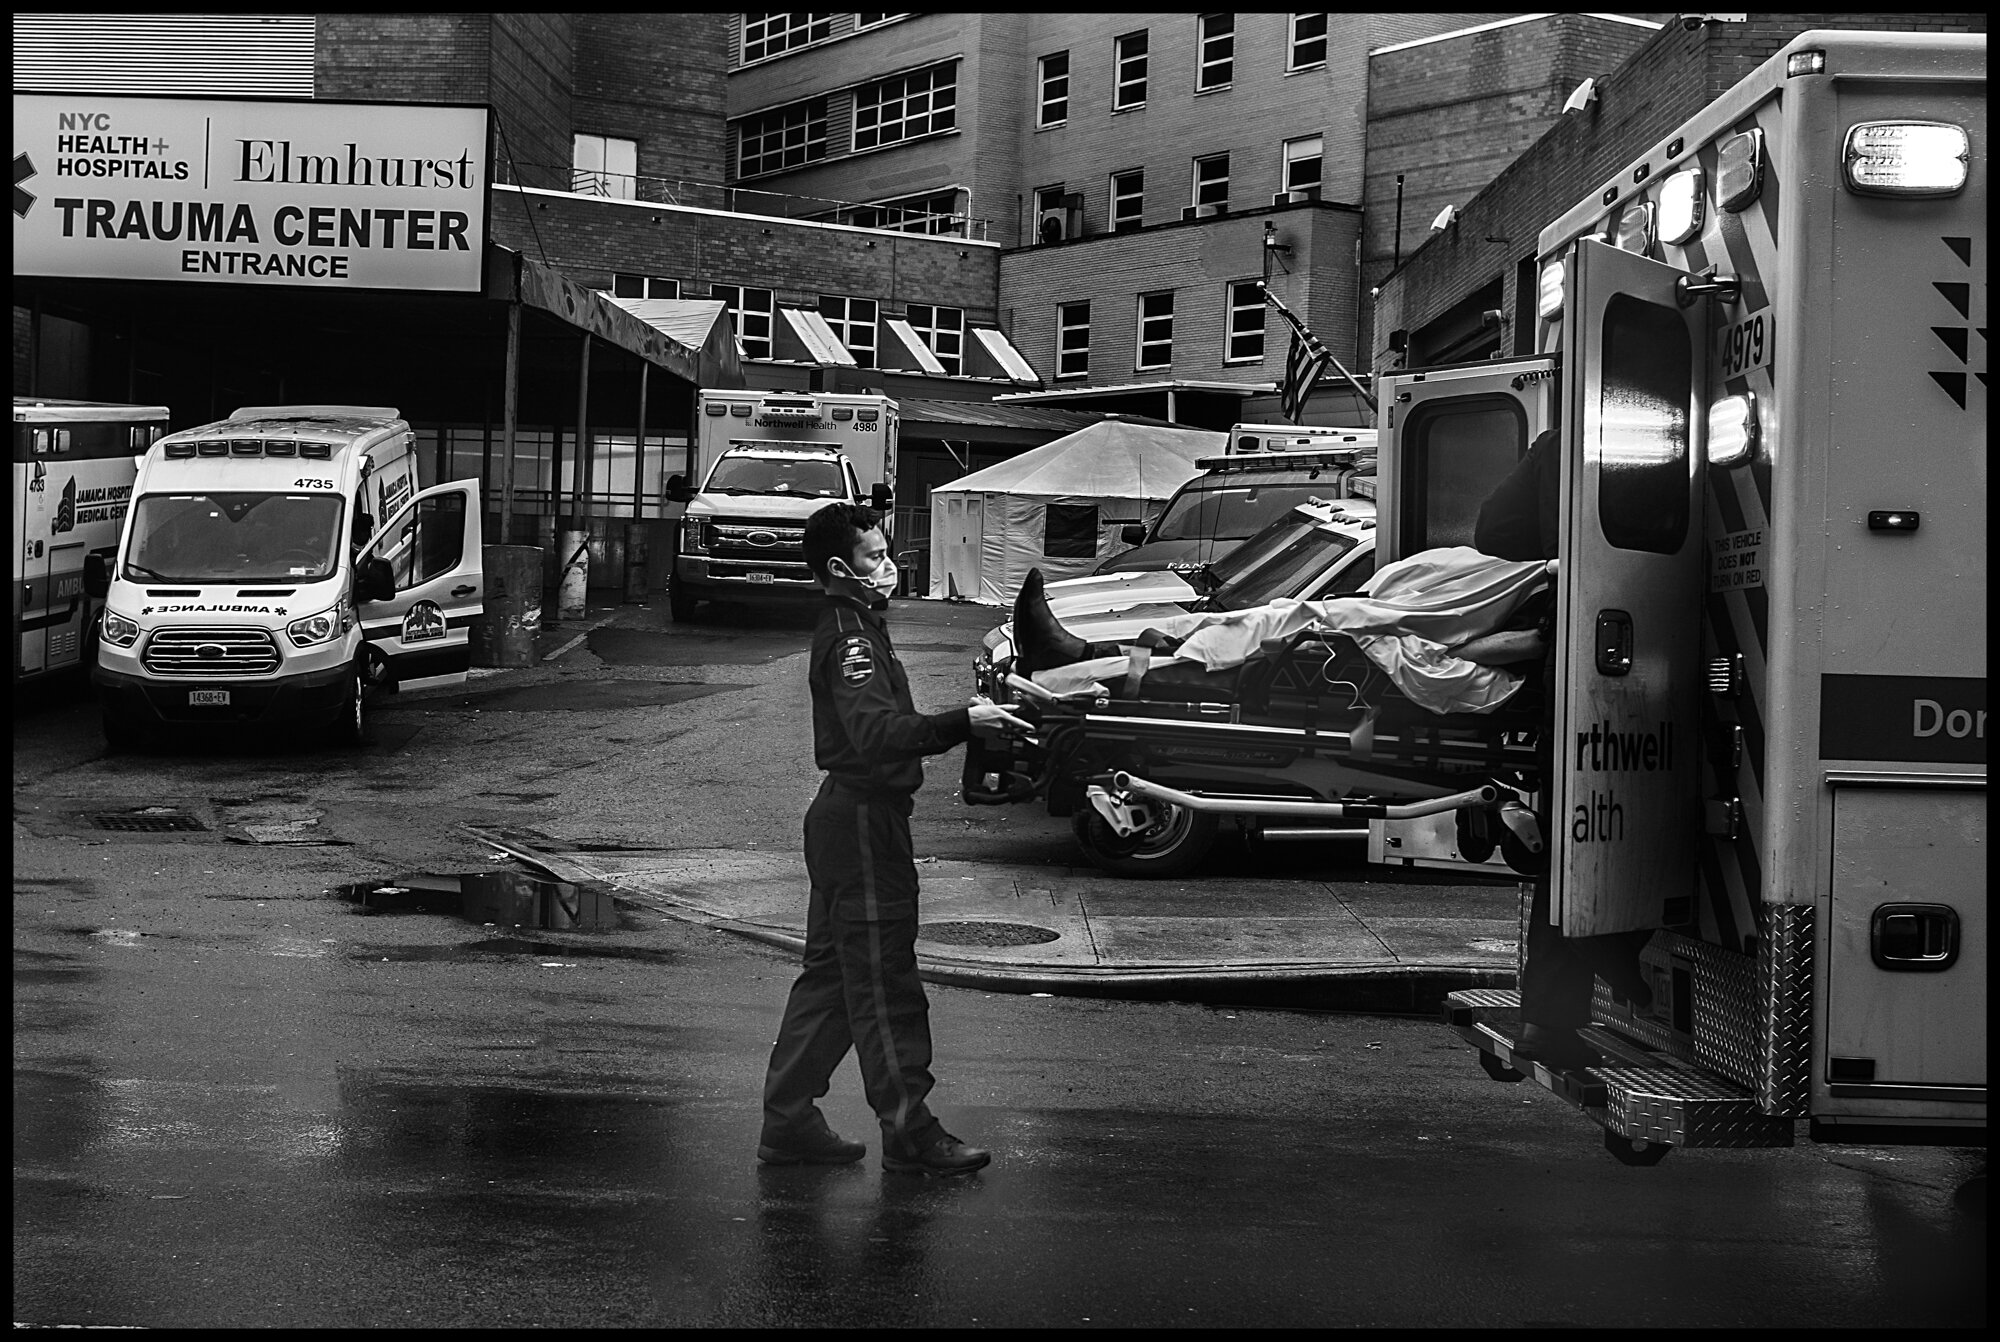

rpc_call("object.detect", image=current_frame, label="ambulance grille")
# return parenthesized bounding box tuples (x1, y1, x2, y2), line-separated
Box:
(711, 522, 805, 560)
(142, 627, 281, 676)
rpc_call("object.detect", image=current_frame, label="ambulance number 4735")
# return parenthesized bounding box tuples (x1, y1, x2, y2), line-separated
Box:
(1717, 308, 1773, 381)
(293, 477, 335, 489)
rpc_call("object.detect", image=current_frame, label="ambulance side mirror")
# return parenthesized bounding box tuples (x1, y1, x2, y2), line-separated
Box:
(666, 474, 693, 505)
(1121, 524, 1148, 546)
(870, 482, 893, 510)
(84, 552, 113, 598)
(358, 556, 397, 605)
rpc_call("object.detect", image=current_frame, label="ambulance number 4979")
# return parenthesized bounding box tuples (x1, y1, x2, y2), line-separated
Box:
(1718, 308, 1773, 381)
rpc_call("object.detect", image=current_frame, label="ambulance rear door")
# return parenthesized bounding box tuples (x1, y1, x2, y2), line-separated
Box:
(1552, 239, 1708, 936)
(1375, 356, 1555, 566)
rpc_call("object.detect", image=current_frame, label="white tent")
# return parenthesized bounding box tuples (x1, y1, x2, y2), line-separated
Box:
(927, 419, 1225, 604)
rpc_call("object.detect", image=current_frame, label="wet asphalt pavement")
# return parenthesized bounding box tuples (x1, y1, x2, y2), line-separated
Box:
(12, 599, 1988, 1328)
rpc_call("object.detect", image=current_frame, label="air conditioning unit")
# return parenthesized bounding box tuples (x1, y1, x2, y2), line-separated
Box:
(1180, 202, 1226, 221)
(1037, 193, 1086, 244)
(1271, 186, 1321, 206)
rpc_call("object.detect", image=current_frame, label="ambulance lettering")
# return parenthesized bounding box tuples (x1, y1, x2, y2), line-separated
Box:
(1571, 719, 1675, 843)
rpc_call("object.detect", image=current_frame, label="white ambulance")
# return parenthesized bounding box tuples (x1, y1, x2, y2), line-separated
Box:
(1375, 31, 1985, 1159)
(87, 405, 484, 749)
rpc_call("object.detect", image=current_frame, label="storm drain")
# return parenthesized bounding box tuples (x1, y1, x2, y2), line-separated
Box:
(87, 808, 208, 833)
(916, 921, 1060, 947)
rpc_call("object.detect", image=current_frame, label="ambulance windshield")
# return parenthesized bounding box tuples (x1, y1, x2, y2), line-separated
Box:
(123, 492, 346, 583)
(705, 455, 846, 498)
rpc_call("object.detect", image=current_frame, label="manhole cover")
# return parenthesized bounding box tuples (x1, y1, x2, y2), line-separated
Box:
(87, 810, 207, 833)
(916, 921, 1060, 947)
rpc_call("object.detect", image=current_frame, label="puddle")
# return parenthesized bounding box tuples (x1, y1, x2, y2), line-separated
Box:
(348, 935, 676, 965)
(336, 872, 619, 930)
(411, 681, 749, 713)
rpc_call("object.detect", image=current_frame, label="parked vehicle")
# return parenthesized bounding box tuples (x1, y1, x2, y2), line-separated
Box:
(86, 405, 484, 749)
(13, 398, 168, 682)
(1093, 441, 1375, 576)
(667, 389, 895, 620)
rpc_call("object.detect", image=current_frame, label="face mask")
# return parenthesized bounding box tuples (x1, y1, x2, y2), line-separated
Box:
(836, 555, 898, 597)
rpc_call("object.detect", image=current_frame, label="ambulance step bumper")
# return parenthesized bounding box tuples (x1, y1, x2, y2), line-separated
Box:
(1443, 988, 1794, 1153)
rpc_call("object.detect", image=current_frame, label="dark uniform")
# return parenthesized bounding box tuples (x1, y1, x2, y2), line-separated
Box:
(1475, 429, 1652, 1033)
(761, 590, 972, 1151)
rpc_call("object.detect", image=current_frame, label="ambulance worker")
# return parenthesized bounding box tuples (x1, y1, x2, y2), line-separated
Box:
(758, 502, 1030, 1174)
(1475, 429, 1653, 1069)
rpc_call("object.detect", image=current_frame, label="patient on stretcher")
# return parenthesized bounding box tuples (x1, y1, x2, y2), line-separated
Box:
(1012, 547, 1556, 717)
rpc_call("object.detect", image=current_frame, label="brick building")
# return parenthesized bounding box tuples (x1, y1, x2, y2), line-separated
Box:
(1371, 12, 1989, 371)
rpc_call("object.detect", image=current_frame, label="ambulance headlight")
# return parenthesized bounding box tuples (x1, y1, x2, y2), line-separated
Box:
(286, 605, 343, 647)
(101, 609, 141, 648)
(1659, 168, 1705, 245)
(1537, 258, 1566, 321)
(682, 518, 710, 554)
(1707, 393, 1759, 468)
(1843, 121, 1969, 197)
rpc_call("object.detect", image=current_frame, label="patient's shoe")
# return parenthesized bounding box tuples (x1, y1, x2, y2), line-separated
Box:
(1013, 568, 1103, 674)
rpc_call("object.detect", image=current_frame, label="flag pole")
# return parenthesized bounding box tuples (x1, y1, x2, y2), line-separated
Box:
(1258, 281, 1378, 414)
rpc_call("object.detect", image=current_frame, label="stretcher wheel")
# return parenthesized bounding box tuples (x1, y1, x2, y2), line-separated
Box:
(1603, 1130, 1672, 1166)
(1499, 826, 1546, 876)
(1455, 808, 1497, 864)
(1072, 802, 1217, 878)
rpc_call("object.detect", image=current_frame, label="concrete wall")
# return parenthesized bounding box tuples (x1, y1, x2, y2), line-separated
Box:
(1370, 13, 1988, 371)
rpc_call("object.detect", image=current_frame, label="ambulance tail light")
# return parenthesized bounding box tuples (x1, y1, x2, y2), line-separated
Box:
(1842, 122, 1969, 197)
(1707, 392, 1759, 468)
(1537, 258, 1566, 321)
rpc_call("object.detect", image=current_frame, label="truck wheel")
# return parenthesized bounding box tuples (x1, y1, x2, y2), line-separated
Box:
(669, 581, 699, 622)
(1071, 800, 1217, 878)
(333, 661, 371, 747)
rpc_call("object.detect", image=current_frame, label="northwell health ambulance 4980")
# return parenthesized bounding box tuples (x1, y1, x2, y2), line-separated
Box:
(86, 405, 484, 748)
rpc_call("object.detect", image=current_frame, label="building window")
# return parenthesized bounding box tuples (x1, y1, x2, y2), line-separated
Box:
(850, 188, 965, 236)
(712, 283, 776, 360)
(1057, 301, 1091, 379)
(1038, 51, 1069, 127)
(853, 13, 905, 31)
(1111, 169, 1144, 232)
(1136, 291, 1174, 370)
(1197, 14, 1233, 91)
(906, 303, 964, 375)
(819, 295, 879, 368)
(1192, 153, 1229, 210)
(1289, 13, 1328, 71)
(1114, 31, 1148, 110)
(736, 99, 828, 178)
(854, 62, 957, 151)
(572, 133, 637, 200)
(742, 12, 832, 64)
(1226, 281, 1266, 363)
(1283, 134, 1323, 194)
(612, 274, 679, 299)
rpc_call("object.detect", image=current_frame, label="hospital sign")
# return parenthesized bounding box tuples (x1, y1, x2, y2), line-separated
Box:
(13, 93, 490, 293)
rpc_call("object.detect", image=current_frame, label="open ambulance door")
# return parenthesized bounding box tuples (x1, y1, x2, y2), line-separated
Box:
(1551, 239, 1707, 936)
(356, 479, 484, 692)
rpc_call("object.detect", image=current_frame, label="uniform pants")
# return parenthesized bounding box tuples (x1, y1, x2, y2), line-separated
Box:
(1521, 875, 1652, 1030)
(761, 778, 938, 1147)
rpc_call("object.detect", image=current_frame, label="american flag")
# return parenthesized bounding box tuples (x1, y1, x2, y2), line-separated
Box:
(1279, 327, 1332, 423)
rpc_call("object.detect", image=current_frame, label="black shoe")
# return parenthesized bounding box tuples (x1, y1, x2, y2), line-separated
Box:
(883, 1130, 991, 1177)
(1514, 1024, 1601, 1071)
(1013, 569, 1094, 675)
(758, 1129, 866, 1166)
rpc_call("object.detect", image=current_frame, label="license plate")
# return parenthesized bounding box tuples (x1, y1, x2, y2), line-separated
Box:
(744, 571, 775, 584)
(188, 689, 231, 706)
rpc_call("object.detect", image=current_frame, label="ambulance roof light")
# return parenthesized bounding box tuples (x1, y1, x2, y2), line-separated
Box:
(1536, 258, 1565, 322)
(1716, 129, 1764, 212)
(1708, 393, 1758, 469)
(1659, 167, 1705, 245)
(1842, 121, 1969, 197)
(1784, 49, 1825, 77)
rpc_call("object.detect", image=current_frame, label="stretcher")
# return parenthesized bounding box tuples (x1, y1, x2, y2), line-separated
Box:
(966, 625, 1550, 877)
